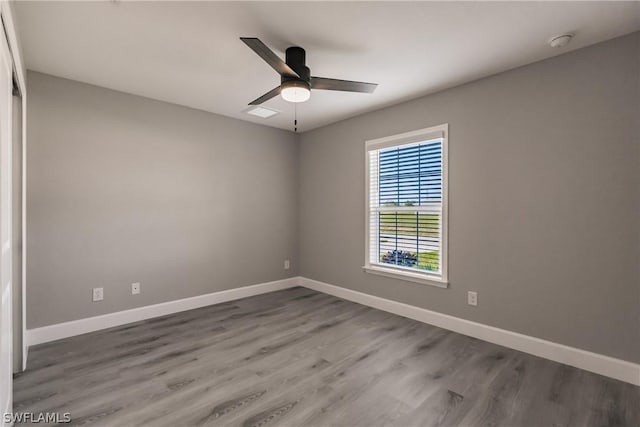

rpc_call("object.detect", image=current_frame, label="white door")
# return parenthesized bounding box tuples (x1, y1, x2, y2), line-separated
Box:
(0, 25, 13, 423)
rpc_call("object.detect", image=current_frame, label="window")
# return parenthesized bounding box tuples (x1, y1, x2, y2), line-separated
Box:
(364, 124, 448, 287)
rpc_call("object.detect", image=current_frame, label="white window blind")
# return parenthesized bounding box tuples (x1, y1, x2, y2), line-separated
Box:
(365, 125, 448, 285)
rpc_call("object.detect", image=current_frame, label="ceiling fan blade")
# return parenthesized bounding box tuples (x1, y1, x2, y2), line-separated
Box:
(311, 77, 377, 93)
(248, 86, 281, 105)
(240, 37, 299, 78)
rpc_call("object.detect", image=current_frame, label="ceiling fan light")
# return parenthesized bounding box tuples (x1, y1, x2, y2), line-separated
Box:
(281, 80, 311, 103)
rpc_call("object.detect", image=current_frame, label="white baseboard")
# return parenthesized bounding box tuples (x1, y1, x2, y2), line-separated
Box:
(23, 275, 640, 386)
(25, 277, 299, 347)
(299, 277, 640, 386)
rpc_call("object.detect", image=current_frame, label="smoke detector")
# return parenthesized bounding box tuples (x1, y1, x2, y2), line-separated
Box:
(549, 34, 573, 48)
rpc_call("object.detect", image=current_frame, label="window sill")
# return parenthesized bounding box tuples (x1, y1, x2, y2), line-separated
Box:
(362, 265, 449, 288)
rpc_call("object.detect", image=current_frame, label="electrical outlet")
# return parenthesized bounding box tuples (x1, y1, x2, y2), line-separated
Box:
(92, 287, 104, 302)
(131, 282, 141, 295)
(467, 291, 478, 306)
(284, 260, 290, 270)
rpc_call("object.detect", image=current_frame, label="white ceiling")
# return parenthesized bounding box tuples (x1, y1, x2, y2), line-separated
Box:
(15, 1, 640, 132)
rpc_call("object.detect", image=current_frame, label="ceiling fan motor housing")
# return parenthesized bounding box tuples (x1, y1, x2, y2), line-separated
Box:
(283, 46, 310, 85)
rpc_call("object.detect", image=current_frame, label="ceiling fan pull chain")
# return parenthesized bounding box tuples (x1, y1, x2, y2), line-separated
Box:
(294, 103, 298, 132)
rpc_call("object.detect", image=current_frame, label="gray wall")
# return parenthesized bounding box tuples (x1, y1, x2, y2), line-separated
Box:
(27, 71, 299, 328)
(299, 33, 640, 363)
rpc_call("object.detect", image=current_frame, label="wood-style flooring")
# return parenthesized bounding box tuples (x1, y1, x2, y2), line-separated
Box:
(13, 287, 640, 426)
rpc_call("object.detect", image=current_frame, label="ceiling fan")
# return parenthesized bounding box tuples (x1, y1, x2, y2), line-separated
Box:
(241, 37, 378, 105)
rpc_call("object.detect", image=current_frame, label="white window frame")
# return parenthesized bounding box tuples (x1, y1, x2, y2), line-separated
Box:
(363, 124, 449, 288)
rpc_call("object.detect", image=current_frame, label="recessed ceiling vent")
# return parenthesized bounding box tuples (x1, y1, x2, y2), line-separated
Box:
(245, 106, 280, 119)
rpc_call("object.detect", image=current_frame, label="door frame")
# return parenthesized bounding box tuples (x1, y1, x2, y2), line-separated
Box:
(0, 0, 27, 372)
(0, 12, 13, 423)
